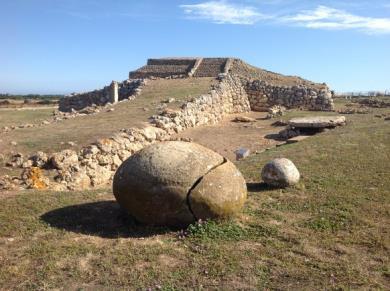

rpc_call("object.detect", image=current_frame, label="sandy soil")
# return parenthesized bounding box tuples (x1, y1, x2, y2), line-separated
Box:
(174, 111, 284, 161)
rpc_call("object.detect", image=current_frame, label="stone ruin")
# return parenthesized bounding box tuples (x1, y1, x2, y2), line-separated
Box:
(2, 57, 336, 191)
(59, 57, 334, 113)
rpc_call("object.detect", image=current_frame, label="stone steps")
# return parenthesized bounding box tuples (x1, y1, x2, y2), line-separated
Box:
(193, 58, 228, 77)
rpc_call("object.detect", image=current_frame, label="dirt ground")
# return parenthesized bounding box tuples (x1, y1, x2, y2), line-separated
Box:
(175, 111, 284, 161)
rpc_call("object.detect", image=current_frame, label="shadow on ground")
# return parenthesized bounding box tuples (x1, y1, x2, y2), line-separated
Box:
(246, 182, 278, 192)
(41, 201, 170, 238)
(264, 133, 285, 141)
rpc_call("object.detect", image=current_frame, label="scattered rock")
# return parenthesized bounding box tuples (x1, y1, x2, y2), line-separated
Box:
(113, 141, 247, 227)
(267, 105, 286, 119)
(261, 158, 300, 187)
(233, 116, 256, 123)
(235, 148, 250, 160)
(338, 108, 369, 114)
(6, 153, 24, 168)
(0, 175, 14, 190)
(10, 141, 17, 146)
(163, 98, 175, 103)
(353, 98, 390, 108)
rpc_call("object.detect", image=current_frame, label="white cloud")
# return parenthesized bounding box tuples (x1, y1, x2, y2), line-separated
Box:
(283, 5, 390, 34)
(180, 2, 390, 34)
(180, 1, 267, 25)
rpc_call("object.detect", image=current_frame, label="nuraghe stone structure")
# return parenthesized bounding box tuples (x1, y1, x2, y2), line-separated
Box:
(4, 57, 334, 191)
(59, 57, 333, 112)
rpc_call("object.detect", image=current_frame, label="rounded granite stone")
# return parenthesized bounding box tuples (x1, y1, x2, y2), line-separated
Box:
(261, 158, 300, 187)
(113, 141, 247, 227)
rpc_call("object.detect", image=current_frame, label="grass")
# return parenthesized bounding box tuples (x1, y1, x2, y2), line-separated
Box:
(0, 108, 54, 128)
(0, 78, 216, 156)
(0, 106, 389, 289)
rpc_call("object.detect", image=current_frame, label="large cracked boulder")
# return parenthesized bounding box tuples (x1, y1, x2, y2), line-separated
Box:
(261, 158, 300, 187)
(113, 141, 247, 227)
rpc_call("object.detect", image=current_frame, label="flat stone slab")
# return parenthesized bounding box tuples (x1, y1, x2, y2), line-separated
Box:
(288, 116, 346, 128)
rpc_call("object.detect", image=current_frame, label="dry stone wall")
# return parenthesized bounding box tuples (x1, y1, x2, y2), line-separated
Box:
(150, 74, 250, 133)
(8, 74, 251, 191)
(129, 59, 197, 79)
(193, 58, 228, 77)
(59, 79, 145, 112)
(243, 79, 334, 111)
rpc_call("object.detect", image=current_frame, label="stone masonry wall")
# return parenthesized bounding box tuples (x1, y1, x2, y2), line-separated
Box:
(150, 74, 250, 133)
(129, 59, 197, 79)
(17, 74, 251, 191)
(59, 79, 144, 112)
(243, 79, 334, 111)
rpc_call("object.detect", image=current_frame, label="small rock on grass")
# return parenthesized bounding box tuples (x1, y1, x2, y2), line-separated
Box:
(235, 148, 250, 160)
(261, 158, 300, 187)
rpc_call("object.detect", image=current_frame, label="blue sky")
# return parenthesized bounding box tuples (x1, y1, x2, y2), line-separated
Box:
(0, 0, 389, 94)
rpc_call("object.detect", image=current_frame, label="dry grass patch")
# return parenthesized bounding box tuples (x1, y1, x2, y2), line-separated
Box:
(0, 78, 216, 157)
(0, 105, 389, 289)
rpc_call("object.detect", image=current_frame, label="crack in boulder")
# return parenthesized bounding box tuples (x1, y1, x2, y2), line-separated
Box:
(185, 158, 228, 221)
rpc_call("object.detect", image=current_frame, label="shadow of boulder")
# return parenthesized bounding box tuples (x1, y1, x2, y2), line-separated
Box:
(246, 182, 279, 192)
(41, 200, 169, 238)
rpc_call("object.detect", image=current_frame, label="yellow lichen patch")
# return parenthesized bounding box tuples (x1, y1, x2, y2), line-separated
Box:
(24, 167, 49, 189)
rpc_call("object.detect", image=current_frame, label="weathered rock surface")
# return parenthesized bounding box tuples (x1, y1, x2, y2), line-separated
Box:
(51, 150, 79, 170)
(22, 167, 49, 189)
(113, 141, 247, 227)
(288, 116, 346, 128)
(267, 105, 286, 119)
(189, 160, 247, 220)
(235, 148, 250, 160)
(261, 158, 300, 187)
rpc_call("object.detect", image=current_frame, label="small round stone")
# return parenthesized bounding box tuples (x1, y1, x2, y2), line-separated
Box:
(113, 141, 247, 227)
(261, 158, 300, 187)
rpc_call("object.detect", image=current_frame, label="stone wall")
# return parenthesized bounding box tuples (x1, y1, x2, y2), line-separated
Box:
(150, 74, 250, 133)
(17, 75, 251, 191)
(129, 58, 197, 79)
(59, 79, 144, 112)
(244, 79, 334, 111)
(193, 58, 228, 77)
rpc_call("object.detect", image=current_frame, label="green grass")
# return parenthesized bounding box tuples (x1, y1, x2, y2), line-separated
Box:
(0, 108, 54, 128)
(0, 107, 389, 289)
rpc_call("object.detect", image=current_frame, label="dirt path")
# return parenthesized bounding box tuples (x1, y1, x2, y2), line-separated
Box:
(174, 111, 284, 161)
